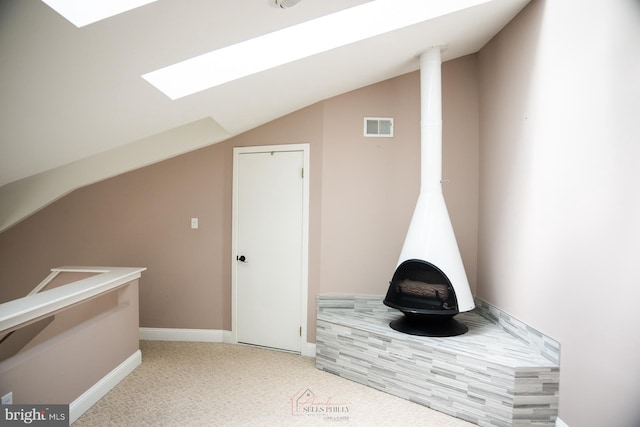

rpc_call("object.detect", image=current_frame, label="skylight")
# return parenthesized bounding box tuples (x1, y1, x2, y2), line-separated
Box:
(142, 0, 490, 100)
(42, 0, 159, 28)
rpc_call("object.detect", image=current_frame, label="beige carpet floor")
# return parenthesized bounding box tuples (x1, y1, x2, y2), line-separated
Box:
(74, 341, 474, 426)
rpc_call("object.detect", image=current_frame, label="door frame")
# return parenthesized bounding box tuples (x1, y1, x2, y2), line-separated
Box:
(231, 143, 310, 354)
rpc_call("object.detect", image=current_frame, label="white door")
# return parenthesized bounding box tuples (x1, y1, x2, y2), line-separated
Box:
(233, 145, 308, 353)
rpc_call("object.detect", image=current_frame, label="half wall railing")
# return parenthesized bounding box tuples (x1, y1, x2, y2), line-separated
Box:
(0, 266, 145, 336)
(0, 266, 145, 423)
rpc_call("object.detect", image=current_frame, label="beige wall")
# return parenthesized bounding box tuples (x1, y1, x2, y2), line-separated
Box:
(442, 55, 480, 291)
(477, 1, 640, 426)
(319, 60, 479, 297)
(0, 58, 480, 343)
(319, 72, 421, 296)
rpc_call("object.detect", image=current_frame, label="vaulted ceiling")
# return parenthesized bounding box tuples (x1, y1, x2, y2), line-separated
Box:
(0, 0, 529, 231)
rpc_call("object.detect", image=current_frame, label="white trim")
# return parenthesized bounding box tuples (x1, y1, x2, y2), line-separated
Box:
(69, 349, 141, 424)
(303, 342, 316, 358)
(223, 330, 234, 343)
(28, 270, 60, 296)
(140, 327, 311, 354)
(556, 417, 569, 427)
(231, 144, 310, 354)
(0, 267, 145, 334)
(139, 328, 227, 343)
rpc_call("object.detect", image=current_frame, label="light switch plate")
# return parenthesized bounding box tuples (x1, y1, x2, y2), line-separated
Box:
(191, 218, 198, 229)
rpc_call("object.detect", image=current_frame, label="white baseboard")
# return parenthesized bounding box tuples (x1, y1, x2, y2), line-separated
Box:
(303, 342, 316, 357)
(139, 327, 228, 343)
(222, 330, 233, 343)
(69, 349, 141, 424)
(556, 417, 569, 427)
(140, 327, 315, 356)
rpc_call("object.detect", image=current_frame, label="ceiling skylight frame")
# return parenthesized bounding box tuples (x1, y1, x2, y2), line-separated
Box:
(41, 0, 160, 28)
(142, 0, 493, 100)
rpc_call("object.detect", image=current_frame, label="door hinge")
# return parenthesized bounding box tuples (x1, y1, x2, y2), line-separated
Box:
(301, 167, 304, 178)
(299, 326, 302, 336)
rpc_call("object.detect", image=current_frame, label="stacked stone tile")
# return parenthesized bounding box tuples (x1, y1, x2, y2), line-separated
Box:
(316, 295, 560, 427)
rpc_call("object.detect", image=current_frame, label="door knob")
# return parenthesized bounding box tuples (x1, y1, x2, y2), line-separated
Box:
(237, 255, 247, 263)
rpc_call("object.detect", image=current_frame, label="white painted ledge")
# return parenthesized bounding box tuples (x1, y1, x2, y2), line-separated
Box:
(0, 266, 146, 334)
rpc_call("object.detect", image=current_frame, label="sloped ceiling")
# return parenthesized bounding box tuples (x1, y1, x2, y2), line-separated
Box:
(0, 0, 530, 231)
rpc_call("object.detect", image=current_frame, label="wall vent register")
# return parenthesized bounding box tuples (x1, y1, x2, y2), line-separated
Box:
(364, 117, 394, 137)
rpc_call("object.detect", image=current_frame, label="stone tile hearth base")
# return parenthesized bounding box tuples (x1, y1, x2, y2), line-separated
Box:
(316, 295, 560, 427)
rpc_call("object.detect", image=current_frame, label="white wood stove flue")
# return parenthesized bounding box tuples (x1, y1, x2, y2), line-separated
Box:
(384, 46, 474, 337)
